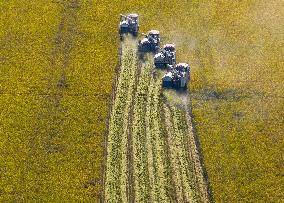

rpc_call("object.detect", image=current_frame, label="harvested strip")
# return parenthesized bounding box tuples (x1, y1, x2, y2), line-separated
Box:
(144, 64, 156, 201)
(105, 37, 138, 202)
(132, 60, 152, 201)
(163, 104, 184, 201)
(160, 105, 178, 202)
(184, 104, 211, 202)
(147, 76, 169, 202)
(170, 104, 197, 202)
(105, 37, 210, 202)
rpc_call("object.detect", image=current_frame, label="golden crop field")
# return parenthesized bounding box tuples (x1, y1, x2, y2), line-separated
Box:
(0, 0, 114, 201)
(1, 0, 283, 202)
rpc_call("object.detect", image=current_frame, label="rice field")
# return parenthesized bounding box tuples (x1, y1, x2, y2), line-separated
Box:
(1, 0, 283, 202)
(103, 1, 283, 202)
(0, 0, 114, 201)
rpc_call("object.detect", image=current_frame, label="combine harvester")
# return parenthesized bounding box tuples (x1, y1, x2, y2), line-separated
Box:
(154, 43, 176, 68)
(119, 13, 139, 37)
(138, 30, 160, 52)
(162, 63, 190, 89)
(118, 14, 190, 90)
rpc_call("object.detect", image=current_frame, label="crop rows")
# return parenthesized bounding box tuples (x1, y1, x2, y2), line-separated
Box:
(132, 59, 170, 202)
(131, 58, 152, 201)
(105, 37, 138, 202)
(164, 103, 199, 202)
(105, 37, 209, 202)
(183, 105, 211, 202)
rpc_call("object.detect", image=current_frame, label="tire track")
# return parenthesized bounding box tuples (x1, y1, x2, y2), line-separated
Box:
(126, 39, 143, 203)
(25, 0, 80, 198)
(160, 105, 178, 202)
(43, 0, 79, 151)
(32, 0, 79, 170)
(184, 101, 212, 202)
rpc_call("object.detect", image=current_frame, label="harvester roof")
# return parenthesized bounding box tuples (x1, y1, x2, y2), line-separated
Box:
(164, 44, 175, 48)
(128, 13, 138, 18)
(149, 30, 159, 35)
(176, 63, 189, 68)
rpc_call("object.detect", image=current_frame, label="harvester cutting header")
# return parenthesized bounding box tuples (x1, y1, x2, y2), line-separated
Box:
(119, 13, 190, 90)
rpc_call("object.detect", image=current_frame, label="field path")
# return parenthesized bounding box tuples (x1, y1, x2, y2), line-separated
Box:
(104, 36, 211, 202)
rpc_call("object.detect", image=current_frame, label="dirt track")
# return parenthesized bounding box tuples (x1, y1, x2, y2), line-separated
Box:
(104, 36, 211, 202)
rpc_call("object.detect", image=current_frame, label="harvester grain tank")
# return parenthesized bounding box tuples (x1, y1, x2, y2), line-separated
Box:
(154, 44, 176, 68)
(119, 13, 139, 36)
(138, 30, 160, 52)
(162, 63, 190, 89)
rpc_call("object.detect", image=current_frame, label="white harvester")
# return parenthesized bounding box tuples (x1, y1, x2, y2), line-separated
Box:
(154, 43, 176, 68)
(138, 30, 160, 52)
(119, 13, 139, 36)
(162, 63, 190, 89)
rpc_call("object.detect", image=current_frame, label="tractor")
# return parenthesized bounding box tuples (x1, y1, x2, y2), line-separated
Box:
(162, 63, 190, 89)
(138, 30, 160, 52)
(119, 13, 139, 36)
(154, 44, 176, 68)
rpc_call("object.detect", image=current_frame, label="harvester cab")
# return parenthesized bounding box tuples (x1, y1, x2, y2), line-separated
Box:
(138, 30, 160, 52)
(164, 44, 176, 53)
(154, 43, 176, 68)
(119, 13, 139, 36)
(175, 63, 190, 74)
(162, 63, 190, 89)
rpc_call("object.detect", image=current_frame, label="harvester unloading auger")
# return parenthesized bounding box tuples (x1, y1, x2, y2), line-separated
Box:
(119, 13, 139, 37)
